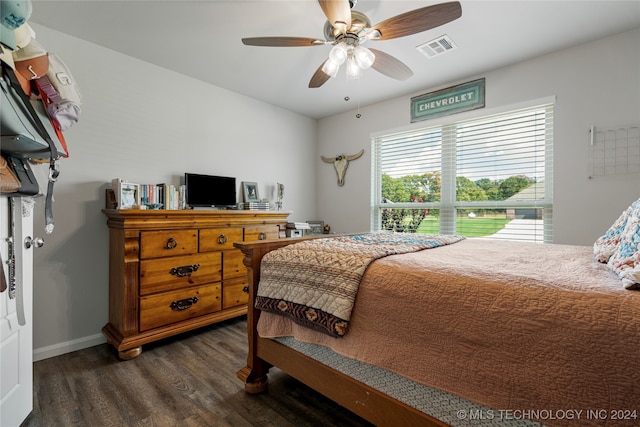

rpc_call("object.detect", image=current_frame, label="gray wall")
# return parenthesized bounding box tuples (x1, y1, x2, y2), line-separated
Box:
(316, 28, 640, 245)
(29, 24, 317, 360)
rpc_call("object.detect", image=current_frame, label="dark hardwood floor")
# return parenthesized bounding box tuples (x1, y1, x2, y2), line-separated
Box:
(22, 316, 373, 427)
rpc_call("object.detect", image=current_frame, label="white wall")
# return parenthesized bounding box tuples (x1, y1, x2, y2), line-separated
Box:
(317, 28, 640, 245)
(24, 24, 640, 359)
(27, 24, 317, 360)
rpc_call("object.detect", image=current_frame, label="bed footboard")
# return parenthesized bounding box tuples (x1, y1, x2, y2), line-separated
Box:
(234, 236, 448, 426)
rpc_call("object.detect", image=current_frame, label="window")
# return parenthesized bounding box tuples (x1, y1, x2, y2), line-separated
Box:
(372, 103, 553, 243)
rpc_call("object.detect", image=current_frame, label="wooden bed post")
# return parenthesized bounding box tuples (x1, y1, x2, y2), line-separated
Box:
(235, 242, 271, 393)
(234, 236, 320, 393)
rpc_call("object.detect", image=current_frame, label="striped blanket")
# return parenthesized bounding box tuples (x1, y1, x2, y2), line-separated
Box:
(255, 233, 464, 337)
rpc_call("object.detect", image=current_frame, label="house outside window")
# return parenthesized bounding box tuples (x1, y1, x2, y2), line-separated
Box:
(372, 102, 554, 243)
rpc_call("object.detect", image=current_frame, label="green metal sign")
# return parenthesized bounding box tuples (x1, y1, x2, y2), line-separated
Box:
(411, 78, 485, 122)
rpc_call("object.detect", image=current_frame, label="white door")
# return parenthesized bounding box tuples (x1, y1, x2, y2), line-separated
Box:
(0, 197, 34, 426)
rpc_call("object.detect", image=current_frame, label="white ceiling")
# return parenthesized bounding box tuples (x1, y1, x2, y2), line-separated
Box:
(29, 1, 640, 119)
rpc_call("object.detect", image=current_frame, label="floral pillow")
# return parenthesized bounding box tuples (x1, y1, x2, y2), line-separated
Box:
(593, 202, 634, 263)
(606, 199, 640, 290)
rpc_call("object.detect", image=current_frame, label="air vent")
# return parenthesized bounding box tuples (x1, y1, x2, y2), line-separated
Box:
(416, 35, 457, 58)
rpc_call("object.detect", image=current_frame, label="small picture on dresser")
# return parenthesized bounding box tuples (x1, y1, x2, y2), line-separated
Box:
(243, 182, 259, 202)
(307, 221, 324, 235)
(119, 183, 140, 209)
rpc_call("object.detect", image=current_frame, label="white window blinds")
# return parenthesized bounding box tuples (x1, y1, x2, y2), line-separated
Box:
(373, 103, 554, 243)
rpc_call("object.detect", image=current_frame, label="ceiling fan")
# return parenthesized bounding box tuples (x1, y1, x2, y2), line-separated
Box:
(241, 0, 462, 88)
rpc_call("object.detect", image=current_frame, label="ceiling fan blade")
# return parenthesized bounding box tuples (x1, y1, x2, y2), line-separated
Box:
(367, 1, 462, 41)
(369, 48, 413, 81)
(318, 0, 351, 32)
(309, 61, 331, 88)
(242, 37, 325, 47)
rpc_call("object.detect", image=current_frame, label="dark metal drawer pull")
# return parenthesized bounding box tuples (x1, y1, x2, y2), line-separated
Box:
(258, 232, 267, 240)
(170, 264, 200, 277)
(242, 286, 249, 293)
(169, 296, 199, 311)
(217, 234, 228, 244)
(165, 237, 178, 249)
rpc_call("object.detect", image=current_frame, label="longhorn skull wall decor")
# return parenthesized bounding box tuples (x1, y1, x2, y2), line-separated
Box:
(321, 149, 364, 186)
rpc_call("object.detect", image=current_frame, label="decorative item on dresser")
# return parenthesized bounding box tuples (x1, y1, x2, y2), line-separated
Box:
(102, 209, 290, 360)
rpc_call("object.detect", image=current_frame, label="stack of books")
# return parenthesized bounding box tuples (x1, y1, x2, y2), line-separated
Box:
(140, 183, 184, 210)
(242, 201, 270, 210)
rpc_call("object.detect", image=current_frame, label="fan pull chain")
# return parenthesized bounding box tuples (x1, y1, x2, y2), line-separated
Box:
(356, 75, 362, 118)
(342, 73, 362, 119)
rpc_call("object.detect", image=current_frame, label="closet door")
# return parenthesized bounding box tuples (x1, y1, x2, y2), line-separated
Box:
(0, 197, 34, 426)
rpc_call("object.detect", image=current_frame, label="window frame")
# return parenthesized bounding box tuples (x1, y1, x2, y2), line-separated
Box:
(371, 97, 555, 243)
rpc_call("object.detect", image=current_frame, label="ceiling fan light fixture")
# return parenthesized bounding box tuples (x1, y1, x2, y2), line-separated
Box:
(322, 58, 340, 78)
(354, 46, 375, 69)
(329, 42, 349, 65)
(346, 57, 361, 80)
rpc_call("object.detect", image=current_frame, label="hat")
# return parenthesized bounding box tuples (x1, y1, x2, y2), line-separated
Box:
(13, 37, 48, 80)
(0, 0, 33, 50)
(0, 24, 15, 50)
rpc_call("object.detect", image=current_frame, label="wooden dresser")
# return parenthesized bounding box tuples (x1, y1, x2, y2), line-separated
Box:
(102, 209, 290, 359)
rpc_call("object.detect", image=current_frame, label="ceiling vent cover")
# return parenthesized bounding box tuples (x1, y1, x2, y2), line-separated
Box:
(416, 35, 457, 58)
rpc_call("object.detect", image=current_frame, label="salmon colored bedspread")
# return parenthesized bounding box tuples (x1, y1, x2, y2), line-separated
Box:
(257, 239, 640, 427)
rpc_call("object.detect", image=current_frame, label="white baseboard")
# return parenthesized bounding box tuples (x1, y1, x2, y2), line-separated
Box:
(33, 333, 107, 362)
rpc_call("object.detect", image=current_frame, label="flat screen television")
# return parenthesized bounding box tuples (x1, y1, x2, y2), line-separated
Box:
(184, 173, 236, 208)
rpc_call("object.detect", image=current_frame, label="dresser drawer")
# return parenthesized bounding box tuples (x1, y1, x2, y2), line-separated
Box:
(140, 229, 198, 259)
(222, 277, 249, 309)
(139, 252, 221, 296)
(244, 225, 280, 241)
(199, 227, 243, 252)
(222, 249, 246, 279)
(139, 284, 221, 332)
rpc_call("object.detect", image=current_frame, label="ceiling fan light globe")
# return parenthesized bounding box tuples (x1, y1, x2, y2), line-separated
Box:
(321, 58, 340, 78)
(329, 43, 348, 65)
(346, 58, 361, 80)
(354, 46, 375, 69)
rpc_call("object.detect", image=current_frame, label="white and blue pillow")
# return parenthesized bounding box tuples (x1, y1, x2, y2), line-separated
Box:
(593, 203, 633, 263)
(595, 198, 640, 290)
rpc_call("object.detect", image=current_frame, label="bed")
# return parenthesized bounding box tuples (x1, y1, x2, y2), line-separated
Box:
(233, 213, 640, 427)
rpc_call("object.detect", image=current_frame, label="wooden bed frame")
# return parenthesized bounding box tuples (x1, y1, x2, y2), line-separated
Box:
(234, 237, 449, 427)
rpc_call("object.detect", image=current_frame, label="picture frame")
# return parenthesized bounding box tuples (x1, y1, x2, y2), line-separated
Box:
(119, 182, 140, 209)
(243, 182, 260, 202)
(307, 220, 324, 235)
